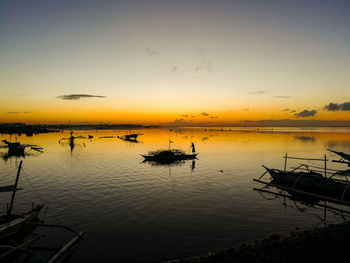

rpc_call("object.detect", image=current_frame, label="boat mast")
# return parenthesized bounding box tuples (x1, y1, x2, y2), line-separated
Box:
(7, 160, 23, 216)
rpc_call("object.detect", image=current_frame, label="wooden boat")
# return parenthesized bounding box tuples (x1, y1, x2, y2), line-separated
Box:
(1, 140, 43, 154)
(263, 165, 350, 202)
(0, 161, 43, 241)
(328, 148, 350, 166)
(2, 140, 25, 154)
(141, 142, 198, 163)
(141, 150, 198, 162)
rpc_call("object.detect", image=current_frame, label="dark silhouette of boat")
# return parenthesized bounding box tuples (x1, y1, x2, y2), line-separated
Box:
(1, 140, 43, 154)
(262, 165, 350, 199)
(141, 141, 198, 164)
(328, 148, 350, 166)
(0, 161, 43, 241)
(0, 161, 85, 262)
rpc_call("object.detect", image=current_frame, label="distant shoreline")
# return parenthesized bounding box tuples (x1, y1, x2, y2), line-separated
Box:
(0, 123, 349, 136)
(0, 123, 159, 135)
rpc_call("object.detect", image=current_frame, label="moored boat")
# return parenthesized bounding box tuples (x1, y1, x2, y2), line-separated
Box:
(141, 142, 198, 164)
(262, 165, 350, 202)
(0, 161, 43, 241)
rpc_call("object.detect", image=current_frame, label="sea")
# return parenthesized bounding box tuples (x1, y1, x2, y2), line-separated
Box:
(1, 127, 350, 262)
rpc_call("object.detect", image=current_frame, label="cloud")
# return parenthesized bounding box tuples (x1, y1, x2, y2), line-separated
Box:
(324, 102, 350, 111)
(145, 46, 156, 56)
(194, 48, 213, 74)
(274, 96, 290, 99)
(248, 90, 265, 95)
(57, 94, 107, 100)
(295, 109, 317, 118)
(290, 110, 296, 113)
(201, 112, 219, 119)
(180, 114, 188, 118)
(6, 111, 32, 114)
(172, 65, 178, 72)
(282, 109, 290, 112)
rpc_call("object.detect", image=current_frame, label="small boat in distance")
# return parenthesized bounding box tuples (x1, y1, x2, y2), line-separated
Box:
(141, 141, 198, 163)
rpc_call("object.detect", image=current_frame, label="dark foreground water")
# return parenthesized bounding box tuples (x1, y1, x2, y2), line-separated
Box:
(1, 127, 350, 262)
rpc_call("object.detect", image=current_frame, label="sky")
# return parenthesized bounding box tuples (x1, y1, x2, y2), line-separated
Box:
(1, 0, 350, 125)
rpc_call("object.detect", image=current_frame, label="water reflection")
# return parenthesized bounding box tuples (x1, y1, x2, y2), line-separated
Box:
(254, 187, 350, 224)
(1, 128, 350, 262)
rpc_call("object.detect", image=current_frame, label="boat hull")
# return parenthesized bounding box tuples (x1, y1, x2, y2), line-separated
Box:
(264, 167, 350, 201)
(141, 153, 198, 162)
(0, 204, 43, 241)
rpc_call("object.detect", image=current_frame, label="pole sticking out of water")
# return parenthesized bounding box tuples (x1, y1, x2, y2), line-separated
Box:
(7, 160, 22, 216)
(284, 153, 288, 173)
(324, 154, 327, 178)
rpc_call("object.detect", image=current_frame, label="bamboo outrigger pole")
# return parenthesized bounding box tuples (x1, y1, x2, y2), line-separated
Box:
(7, 160, 23, 216)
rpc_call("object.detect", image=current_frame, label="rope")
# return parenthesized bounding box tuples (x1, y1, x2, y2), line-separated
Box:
(21, 167, 45, 205)
(21, 167, 63, 225)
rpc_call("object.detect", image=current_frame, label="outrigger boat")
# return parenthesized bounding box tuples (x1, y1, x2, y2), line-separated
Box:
(141, 141, 198, 163)
(0, 161, 43, 241)
(262, 165, 350, 201)
(254, 154, 350, 206)
(0, 161, 85, 262)
(328, 148, 350, 167)
(118, 133, 143, 143)
(1, 140, 43, 154)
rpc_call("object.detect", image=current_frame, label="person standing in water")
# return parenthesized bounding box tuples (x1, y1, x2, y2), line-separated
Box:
(190, 143, 196, 153)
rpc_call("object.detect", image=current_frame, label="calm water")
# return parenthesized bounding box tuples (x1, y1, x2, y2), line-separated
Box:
(1, 127, 350, 262)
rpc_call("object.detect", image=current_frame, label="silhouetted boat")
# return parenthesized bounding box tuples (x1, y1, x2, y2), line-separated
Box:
(263, 165, 350, 198)
(0, 161, 85, 262)
(141, 150, 198, 162)
(328, 148, 350, 166)
(0, 161, 43, 241)
(141, 141, 198, 163)
(124, 133, 142, 140)
(1, 140, 43, 154)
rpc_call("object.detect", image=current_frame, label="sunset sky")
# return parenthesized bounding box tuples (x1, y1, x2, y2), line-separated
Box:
(1, 0, 350, 125)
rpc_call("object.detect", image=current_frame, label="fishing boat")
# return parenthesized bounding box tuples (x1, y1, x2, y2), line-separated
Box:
(141, 141, 198, 163)
(328, 148, 350, 166)
(118, 133, 143, 143)
(255, 153, 350, 206)
(262, 165, 349, 199)
(0, 161, 43, 241)
(1, 140, 43, 154)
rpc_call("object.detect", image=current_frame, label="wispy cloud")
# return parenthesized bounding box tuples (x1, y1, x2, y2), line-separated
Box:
(57, 94, 107, 100)
(324, 102, 350, 111)
(295, 109, 317, 118)
(194, 48, 213, 74)
(248, 90, 265, 95)
(274, 95, 290, 99)
(145, 46, 156, 56)
(201, 112, 209, 116)
(282, 109, 290, 112)
(6, 111, 32, 114)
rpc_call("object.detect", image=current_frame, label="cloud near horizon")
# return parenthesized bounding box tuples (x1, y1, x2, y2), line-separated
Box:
(295, 109, 317, 118)
(324, 102, 350, 111)
(6, 111, 32, 114)
(248, 90, 265, 95)
(57, 94, 107, 100)
(274, 95, 290, 99)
